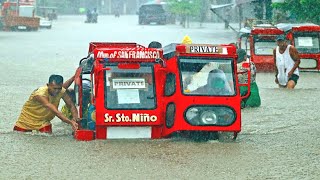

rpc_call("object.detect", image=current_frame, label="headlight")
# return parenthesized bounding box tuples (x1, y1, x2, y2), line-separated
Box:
(200, 111, 217, 124)
(185, 106, 235, 126)
(186, 107, 199, 121)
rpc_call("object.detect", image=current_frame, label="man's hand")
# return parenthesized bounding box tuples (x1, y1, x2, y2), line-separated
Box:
(72, 117, 82, 122)
(70, 121, 79, 131)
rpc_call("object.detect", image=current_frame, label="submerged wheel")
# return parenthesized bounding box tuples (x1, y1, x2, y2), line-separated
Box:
(218, 131, 238, 142)
(189, 131, 219, 142)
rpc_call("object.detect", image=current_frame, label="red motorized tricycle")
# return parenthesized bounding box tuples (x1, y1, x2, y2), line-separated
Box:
(74, 42, 250, 142)
(238, 25, 284, 72)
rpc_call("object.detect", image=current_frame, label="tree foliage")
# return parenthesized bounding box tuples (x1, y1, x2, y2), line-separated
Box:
(272, 0, 320, 24)
(166, 0, 202, 17)
(252, 0, 273, 20)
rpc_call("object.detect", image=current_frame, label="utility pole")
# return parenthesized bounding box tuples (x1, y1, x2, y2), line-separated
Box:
(16, 0, 20, 15)
(262, 0, 266, 19)
(238, 3, 243, 30)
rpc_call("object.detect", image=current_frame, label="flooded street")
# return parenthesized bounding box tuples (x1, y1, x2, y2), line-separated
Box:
(1, 15, 319, 179)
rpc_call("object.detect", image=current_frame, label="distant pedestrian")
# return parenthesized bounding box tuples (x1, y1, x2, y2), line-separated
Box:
(91, 8, 98, 23)
(85, 9, 92, 23)
(273, 35, 300, 89)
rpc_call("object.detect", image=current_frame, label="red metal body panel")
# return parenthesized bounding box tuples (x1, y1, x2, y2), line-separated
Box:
(88, 42, 144, 54)
(74, 129, 95, 141)
(94, 60, 166, 139)
(292, 26, 320, 32)
(250, 27, 283, 35)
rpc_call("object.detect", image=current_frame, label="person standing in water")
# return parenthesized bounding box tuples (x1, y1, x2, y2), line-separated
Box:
(273, 35, 300, 89)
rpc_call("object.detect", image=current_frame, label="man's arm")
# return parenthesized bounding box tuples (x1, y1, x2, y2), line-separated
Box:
(289, 46, 301, 76)
(33, 95, 78, 131)
(63, 75, 75, 89)
(273, 48, 278, 76)
(273, 48, 280, 85)
(62, 93, 80, 122)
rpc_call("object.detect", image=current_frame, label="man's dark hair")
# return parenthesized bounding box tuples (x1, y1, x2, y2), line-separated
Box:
(48, 74, 64, 84)
(148, 41, 162, 48)
(237, 49, 247, 63)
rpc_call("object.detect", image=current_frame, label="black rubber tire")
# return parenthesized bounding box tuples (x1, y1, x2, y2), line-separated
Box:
(190, 131, 211, 142)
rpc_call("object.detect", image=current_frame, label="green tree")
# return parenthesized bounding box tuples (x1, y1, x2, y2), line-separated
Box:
(272, 0, 320, 24)
(167, 0, 202, 28)
(252, 0, 273, 20)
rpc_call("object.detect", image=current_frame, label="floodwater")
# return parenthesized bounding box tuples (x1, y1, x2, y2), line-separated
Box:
(0, 16, 319, 179)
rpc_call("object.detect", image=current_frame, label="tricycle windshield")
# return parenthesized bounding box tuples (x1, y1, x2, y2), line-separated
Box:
(253, 35, 276, 55)
(293, 32, 320, 53)
(179, 58, 235, 96)
(104, 65, 156, 109)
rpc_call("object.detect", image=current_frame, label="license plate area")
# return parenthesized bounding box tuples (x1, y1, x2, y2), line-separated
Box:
(107, 126, 151, 139)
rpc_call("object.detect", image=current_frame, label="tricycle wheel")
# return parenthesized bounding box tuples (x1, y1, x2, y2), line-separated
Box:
(189, 131, 218, 142)
(218, 131, 238, 142)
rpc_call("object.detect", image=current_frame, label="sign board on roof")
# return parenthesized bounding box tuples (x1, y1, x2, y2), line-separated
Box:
(186, 45, 224, 54)
(96, 49, 161, 59)
(111, 78, 147, 89)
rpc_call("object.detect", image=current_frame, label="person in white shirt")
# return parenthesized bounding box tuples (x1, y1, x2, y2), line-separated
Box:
(273, 35, 300, 89)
